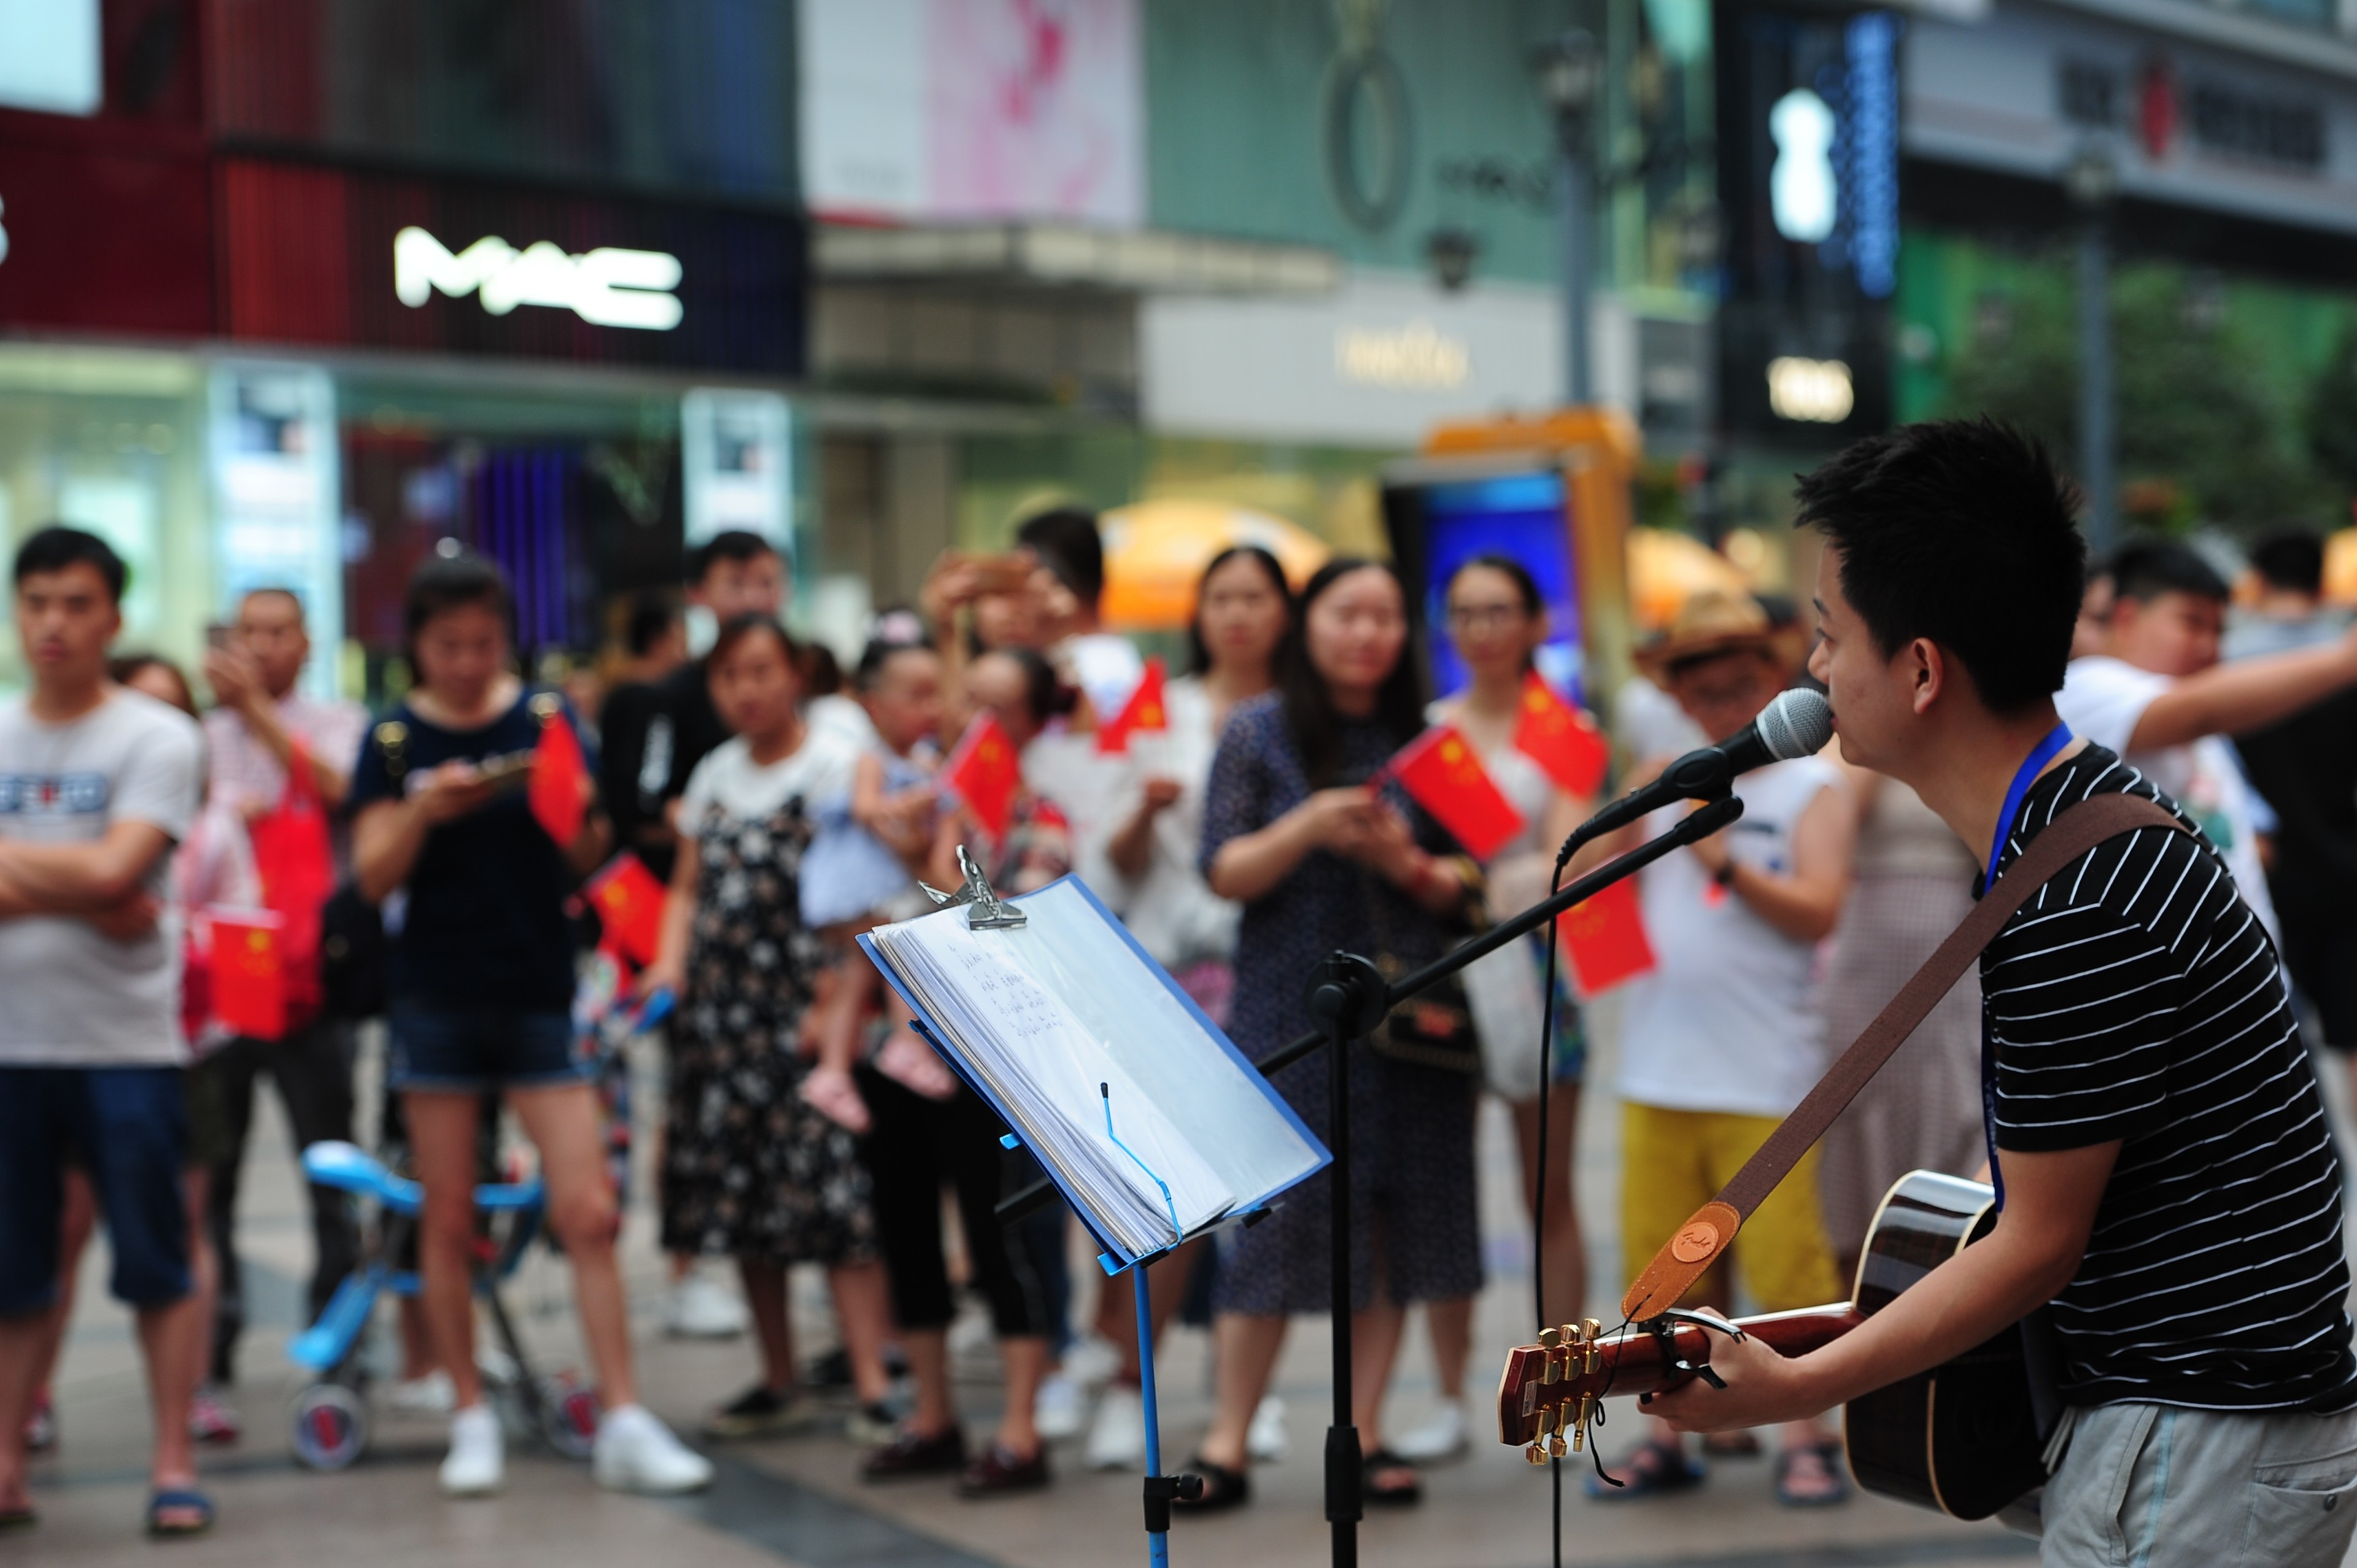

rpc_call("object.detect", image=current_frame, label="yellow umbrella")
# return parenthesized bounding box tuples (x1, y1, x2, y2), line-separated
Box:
(1626, 527, 1752, 635)
(1099, 500, 1333, 631)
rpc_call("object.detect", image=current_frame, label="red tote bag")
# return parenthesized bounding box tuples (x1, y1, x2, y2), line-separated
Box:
(246, 738, 336, 1019)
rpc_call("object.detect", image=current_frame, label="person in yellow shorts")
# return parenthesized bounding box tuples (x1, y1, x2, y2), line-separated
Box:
(1579, 595, 1856, 1505)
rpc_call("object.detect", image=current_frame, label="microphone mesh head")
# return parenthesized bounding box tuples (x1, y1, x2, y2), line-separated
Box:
(1759, 689, 1833, 761)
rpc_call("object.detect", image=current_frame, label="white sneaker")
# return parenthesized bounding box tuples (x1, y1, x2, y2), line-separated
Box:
(1062, 1331, 1122, 1391)
(388, 1370, 457, 1418)
(1246, 1394, 1288, 1462)
(1086, 1384, 1147, 1471)
(1392, 1398, 1469, 1462)
(439, 1404, 505, 1497)
(593, 1404, 714, 1494)
(1034, 1372, 1085, 1440)
(664, 1272, 749, 1340)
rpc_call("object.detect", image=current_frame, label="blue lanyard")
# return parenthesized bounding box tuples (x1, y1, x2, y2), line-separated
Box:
(1980, 722, 2073, 1211)
(1984, 722, 2074, 892)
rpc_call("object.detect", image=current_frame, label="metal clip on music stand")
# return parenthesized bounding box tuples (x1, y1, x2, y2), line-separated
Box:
(919, 844, 1028, 929)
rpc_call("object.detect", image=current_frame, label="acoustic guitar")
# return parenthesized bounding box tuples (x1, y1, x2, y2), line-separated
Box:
(1496, 1169, 2048, 1520)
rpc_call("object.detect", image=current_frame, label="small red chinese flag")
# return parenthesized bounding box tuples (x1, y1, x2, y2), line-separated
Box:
(1557, 878, 1656, 996)
(530, 706, 590, 848)
(210, 910, 287, 1041)
(1514, 671, 1611, 798)
(943, 712, 1020, 839)
(585, 854, 667, 967)
(1096, 658, 1169, 754)
(1387, 724, 1527, 860)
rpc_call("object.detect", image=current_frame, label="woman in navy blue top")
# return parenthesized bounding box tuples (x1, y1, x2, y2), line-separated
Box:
(1177, 558, 1483, 1512)
(351, 553, 710, 1500)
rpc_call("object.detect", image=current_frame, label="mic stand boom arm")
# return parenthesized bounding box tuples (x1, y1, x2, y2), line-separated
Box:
(993, 792, 1746, 1215)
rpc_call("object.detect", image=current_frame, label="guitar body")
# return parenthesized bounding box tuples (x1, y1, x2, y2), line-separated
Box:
(1841, 1170, 2047, 1518)
(1495, 1169, 2048, 1521)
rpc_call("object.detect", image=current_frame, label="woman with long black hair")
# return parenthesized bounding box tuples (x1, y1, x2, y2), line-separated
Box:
(1177, 557, 1481, 1512)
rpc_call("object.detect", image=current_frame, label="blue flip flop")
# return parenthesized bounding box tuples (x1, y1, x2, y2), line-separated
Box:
(146, 1488, 214, 1537)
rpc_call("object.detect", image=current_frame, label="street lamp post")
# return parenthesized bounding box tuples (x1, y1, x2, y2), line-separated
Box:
(2065, 142, 2121, 555)
(1533, 29, 1601, 407)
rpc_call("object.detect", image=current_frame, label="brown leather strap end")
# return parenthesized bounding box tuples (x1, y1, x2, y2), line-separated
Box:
(1619, 1200, 1740, 1321)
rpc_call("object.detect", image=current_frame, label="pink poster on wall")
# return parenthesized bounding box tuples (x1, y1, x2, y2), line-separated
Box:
(800, 0, 1141, 226)
(926, 0, 1141, 224)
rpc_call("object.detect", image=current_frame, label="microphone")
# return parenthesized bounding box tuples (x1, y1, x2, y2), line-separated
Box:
(1572, 688, 1833, 846)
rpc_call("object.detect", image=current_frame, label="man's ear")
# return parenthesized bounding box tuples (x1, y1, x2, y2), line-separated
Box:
(1908, 638, 1945, 717)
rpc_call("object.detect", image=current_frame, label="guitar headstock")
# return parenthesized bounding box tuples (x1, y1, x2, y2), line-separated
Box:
(1495, 1317, 1609, 1459)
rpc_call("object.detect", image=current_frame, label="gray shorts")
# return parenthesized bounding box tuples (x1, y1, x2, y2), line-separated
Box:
(2039, 1400, 2357, 1568)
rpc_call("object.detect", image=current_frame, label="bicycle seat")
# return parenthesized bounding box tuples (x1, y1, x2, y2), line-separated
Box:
(302, 1141, 417, 1207)
(300, 1141, 544, 1214)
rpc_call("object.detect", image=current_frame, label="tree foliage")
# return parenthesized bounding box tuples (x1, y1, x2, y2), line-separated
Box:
(1938, 260, 2325, 530)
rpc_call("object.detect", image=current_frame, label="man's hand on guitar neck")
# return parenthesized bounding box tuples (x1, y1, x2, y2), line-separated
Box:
(1650, 1141, 2119, 1434)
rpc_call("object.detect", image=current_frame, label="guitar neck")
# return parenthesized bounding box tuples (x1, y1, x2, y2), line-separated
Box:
(1498, 1303, 1862, 1447)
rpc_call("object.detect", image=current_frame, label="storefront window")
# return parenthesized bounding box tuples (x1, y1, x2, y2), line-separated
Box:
(0, 344, 208, 692)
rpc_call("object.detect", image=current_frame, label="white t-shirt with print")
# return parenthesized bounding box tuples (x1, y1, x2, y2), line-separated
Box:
(0, 689, 203, 1065)
(2056, 655, 2280, 945)
(679, 731, 860, 833)
(1617, 755, 1844, 1118)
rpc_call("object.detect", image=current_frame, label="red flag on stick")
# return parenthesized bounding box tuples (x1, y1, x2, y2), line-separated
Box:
(942, 712, 1021, 840)
(1557, 878, 1655, 996)
(1514, 671, 1611, 798)
(585, 854, 668, 967)
(210, 909, 287, 1041)
(530, 703, 590, 848)
(1096, 658, 1169, 754)
(1386, 724, 1527, 860)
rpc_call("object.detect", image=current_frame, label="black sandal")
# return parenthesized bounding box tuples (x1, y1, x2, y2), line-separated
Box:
(1362, 1446, 1422, 1507)
(1173, 1455, 1250, 1513)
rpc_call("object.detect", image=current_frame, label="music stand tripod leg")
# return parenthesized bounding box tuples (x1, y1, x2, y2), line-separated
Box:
(1307, 952, 1387, 1568)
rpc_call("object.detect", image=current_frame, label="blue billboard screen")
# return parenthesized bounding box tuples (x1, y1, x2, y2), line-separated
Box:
(1417, 471, 1583, 701)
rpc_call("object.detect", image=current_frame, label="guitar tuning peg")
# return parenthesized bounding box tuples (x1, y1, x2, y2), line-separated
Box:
(1538, 1326, 1562, 1350)
(1582, 1317, 1604, 1373)
(1548, 1433, 1569, 1458)
(1525, 1442, 1547, 1466)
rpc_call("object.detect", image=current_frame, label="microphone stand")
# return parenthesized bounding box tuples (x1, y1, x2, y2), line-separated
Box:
(993, 792, 1747, 1568)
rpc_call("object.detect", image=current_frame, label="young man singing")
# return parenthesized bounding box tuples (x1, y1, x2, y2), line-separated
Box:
(1652, 420, 2357, 1566)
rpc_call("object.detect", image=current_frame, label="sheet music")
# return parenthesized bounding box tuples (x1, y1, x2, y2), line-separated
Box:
(866, 879, 1325, 1261)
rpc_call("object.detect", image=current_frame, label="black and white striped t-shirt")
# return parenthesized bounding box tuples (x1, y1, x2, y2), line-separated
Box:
(1985, 744, 2357, 1410)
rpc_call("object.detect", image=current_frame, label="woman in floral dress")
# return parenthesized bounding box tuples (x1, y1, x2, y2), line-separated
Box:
(644, 615, 894, 1440)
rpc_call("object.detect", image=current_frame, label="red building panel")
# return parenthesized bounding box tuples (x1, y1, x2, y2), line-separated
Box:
(0, 139, 212, 336)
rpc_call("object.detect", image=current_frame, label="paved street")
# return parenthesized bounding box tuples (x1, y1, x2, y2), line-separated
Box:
(20, 1012, 2353, 1568)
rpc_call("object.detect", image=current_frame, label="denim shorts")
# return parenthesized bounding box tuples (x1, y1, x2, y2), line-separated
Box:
(0, 1065, 190, 1315)
(386, 1005, 587, 1094)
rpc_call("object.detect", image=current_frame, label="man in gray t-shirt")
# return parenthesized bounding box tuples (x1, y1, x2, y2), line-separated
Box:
(0, 528, 208, 1537)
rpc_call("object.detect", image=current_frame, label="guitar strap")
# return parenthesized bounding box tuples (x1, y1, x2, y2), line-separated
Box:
(1620, 789, 2191, 1321)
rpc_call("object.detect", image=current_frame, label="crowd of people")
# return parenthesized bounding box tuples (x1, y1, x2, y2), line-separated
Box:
(6, 460, 2357, 1542)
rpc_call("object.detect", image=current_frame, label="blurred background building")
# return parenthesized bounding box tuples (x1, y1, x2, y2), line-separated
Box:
(2, 0, 2355, 697)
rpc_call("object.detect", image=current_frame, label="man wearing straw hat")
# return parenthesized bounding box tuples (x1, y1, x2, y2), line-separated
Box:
(1587, 592, 1858, 1507)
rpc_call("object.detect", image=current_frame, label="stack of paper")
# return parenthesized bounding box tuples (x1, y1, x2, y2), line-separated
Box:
(864, 879, 1326, 1264)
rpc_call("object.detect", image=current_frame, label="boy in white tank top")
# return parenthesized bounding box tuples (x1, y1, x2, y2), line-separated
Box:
(1583, 593, 1857, 1505)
